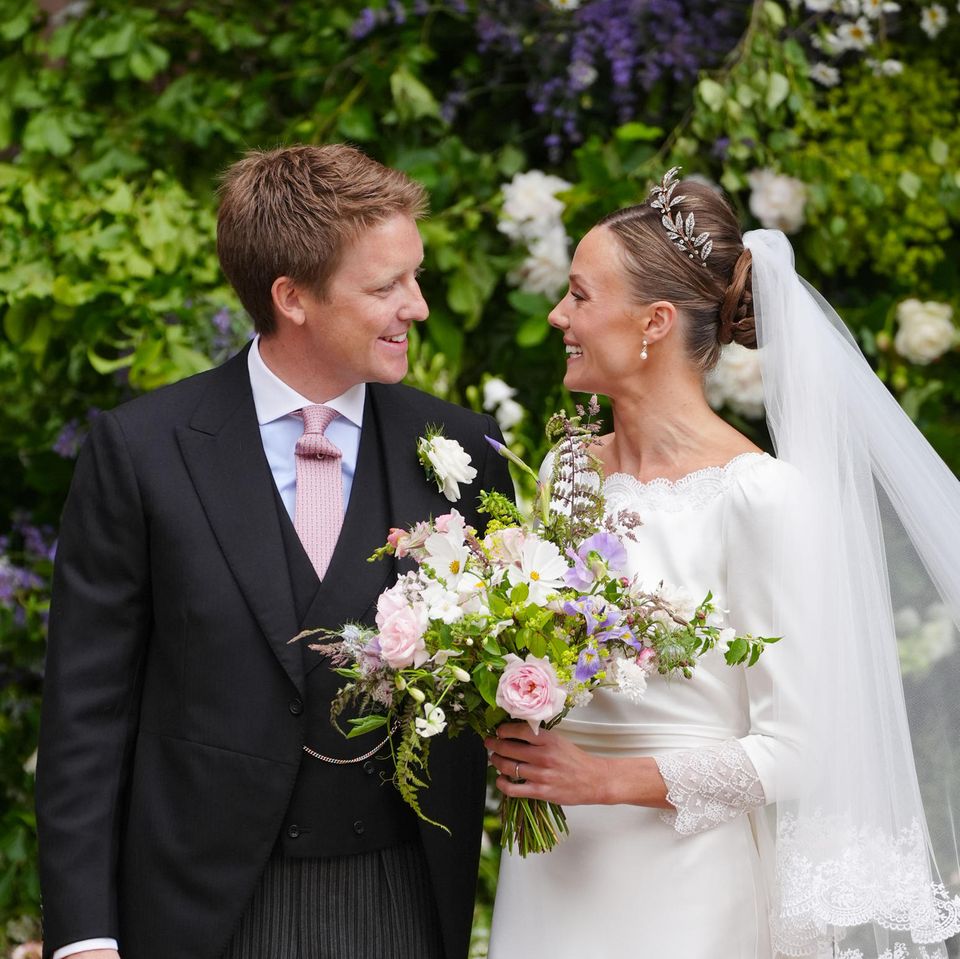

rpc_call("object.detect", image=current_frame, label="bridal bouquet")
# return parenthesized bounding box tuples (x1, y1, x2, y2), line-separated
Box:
(302, 400, 777, 856)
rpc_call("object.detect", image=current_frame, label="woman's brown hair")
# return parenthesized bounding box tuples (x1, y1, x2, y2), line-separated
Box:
(597, 179, 755, 372)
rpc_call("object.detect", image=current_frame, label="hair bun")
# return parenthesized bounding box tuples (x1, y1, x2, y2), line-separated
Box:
(718, 247, 756, 348)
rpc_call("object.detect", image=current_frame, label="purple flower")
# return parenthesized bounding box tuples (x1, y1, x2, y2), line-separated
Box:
(390, 0, 407, 24)
(212, 308, 232, 335)
(562, 595, 620, 637)
(563, 532, 628, 589)
(574, 642, 604, 682)
(53, 419, 84, 458)
(350, 7, 379, 39)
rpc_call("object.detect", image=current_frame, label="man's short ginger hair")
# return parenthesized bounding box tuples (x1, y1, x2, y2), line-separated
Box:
(216, 144, 428, 335)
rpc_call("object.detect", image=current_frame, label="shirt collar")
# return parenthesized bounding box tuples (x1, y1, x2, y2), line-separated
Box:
(247, 336, 366, 428)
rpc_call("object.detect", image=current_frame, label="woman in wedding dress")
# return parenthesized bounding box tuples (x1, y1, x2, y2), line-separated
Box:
(486, 172, 960, 959)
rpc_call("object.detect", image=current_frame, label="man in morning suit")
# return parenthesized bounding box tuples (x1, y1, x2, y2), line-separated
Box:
(36, 144, 513, 959)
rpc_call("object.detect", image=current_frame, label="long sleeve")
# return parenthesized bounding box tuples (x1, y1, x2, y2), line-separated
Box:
(655, 460, 806, 835)
(36, 410, 152, 955)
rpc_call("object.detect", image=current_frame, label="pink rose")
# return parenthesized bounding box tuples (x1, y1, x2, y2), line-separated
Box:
(484, 526, 527, 566)
(376, 583, 410, 629)
(378, 605, 429, 669)
(495, 653, 568, 733)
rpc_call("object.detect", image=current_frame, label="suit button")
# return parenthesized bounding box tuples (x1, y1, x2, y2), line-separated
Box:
(288, 698, 303, 716)
(353, 820, 365, 836)
(362, 760, 375, 776)
(287, 824, 300, 839)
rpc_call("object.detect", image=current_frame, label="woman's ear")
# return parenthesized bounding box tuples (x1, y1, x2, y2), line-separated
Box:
(641, 300, 678, 345)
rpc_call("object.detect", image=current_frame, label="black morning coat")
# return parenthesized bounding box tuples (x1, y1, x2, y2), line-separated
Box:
(36, 343, 514, 959)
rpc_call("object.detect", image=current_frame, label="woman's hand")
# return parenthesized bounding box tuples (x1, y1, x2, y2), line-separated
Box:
(485, 722, 671, 808)
(485, 722, 610, 804)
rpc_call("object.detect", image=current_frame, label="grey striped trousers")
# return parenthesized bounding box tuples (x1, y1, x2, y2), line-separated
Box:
(221, 842, 445, 959)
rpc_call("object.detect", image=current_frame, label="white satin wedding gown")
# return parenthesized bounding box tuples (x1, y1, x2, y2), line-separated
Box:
(489, 451, 797, 959)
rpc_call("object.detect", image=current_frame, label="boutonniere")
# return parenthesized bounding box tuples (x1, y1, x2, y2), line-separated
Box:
(417, 427, 477, 503)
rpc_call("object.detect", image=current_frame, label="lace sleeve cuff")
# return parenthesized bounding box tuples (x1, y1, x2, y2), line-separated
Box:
(655, 738, 766, 836)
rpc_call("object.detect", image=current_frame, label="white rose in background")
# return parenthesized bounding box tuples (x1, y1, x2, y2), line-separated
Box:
(893, 298, 956, 365)
(499, 170, 572, 299)
(482, 376, 527, 437)
(511, 223, 571, 298)
(482, 377, 516, 410)
(747, 169, 808, 234)
(705, 343, 766, 419)
(498, 170, 572, 243)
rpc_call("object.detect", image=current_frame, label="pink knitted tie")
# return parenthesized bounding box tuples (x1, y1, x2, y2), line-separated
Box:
(294, 405, 343, 579)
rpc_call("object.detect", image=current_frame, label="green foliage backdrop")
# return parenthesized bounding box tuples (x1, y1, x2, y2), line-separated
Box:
(1, 0, 958, 951)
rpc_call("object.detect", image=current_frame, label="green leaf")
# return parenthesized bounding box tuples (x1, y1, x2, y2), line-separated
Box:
(766, 72, 790, 111)
(763, 0, 786, 29)
(527, 632, 547, 658)
(22, 112, 73, 156)
(507, 289, 552, 316)
(697, 78, 727, 113)
(472, 664, 500, 708)
(390, 66, 440, 121)
(897, 171, 922, 200)
(516, 312, 550, 348)
(88, 20, 138, 59)
(345, 713, 389, 738)
(447, 266, 482, 319)
(129, 42, 170, 83)
(510, 582, 529, 605)
(930, 138, 949, 166)
(615, 122, 662, 142)
(87, 346, 134, 375)
(337, 105, 376, 141)
(724, 637, 748, 665)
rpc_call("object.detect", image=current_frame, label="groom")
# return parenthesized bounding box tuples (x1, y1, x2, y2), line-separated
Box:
(36, 144, 512, 959)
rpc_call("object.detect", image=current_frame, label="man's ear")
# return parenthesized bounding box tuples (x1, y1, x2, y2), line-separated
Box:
(271, 276, 308, 329)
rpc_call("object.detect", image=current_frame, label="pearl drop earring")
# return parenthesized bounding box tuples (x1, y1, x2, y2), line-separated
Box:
(640, 339, 649, 361)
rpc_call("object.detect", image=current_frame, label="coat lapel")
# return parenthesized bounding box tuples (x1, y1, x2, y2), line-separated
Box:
(176, 347, 303, 696)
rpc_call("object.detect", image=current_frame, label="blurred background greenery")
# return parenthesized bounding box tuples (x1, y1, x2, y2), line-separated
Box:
(1, 0, 958, 953)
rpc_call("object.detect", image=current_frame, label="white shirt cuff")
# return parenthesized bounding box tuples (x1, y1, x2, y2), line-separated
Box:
(52, 939, 119, 959)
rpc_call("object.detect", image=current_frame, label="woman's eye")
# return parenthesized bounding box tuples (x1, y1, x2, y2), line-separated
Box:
(570, 290, 584, 302)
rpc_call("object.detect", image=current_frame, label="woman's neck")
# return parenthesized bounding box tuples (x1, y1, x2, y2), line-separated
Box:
(598, 365, 752, 482)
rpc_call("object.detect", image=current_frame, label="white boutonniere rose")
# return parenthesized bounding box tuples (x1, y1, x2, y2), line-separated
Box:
(417, 430, 477, 503)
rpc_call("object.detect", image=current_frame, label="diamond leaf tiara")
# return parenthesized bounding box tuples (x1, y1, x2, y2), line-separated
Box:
(648, 166, 713, 266)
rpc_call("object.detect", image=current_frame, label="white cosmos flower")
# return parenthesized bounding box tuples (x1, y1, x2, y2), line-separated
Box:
(422, 529, 471, 588)
(835, 16, 874, 48)
(809, 62, 841, 86)
(804, 0, 835, 9)
(507, 536, 570, 605)
(705, 343, 766, 419)
(866, 57, 904, 75)
(747, 169, 808, 234)
(920, 3, 948, 36)
(861, 0, 900, 17)
(894, 299, 956, 365)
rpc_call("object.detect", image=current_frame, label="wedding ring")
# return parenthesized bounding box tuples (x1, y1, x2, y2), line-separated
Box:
(515, 762, 521, 780)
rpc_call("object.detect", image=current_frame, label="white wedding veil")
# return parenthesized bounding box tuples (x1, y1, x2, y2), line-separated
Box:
(745, 228, 960, 958)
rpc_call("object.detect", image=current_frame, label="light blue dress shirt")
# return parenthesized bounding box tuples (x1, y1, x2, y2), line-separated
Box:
(247, 336, 365, 520)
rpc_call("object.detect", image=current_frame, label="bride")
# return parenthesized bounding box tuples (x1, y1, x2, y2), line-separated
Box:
(485, 170, 960, 958)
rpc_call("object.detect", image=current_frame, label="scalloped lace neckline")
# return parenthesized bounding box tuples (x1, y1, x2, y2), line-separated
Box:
(603, 452, 769, 513)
